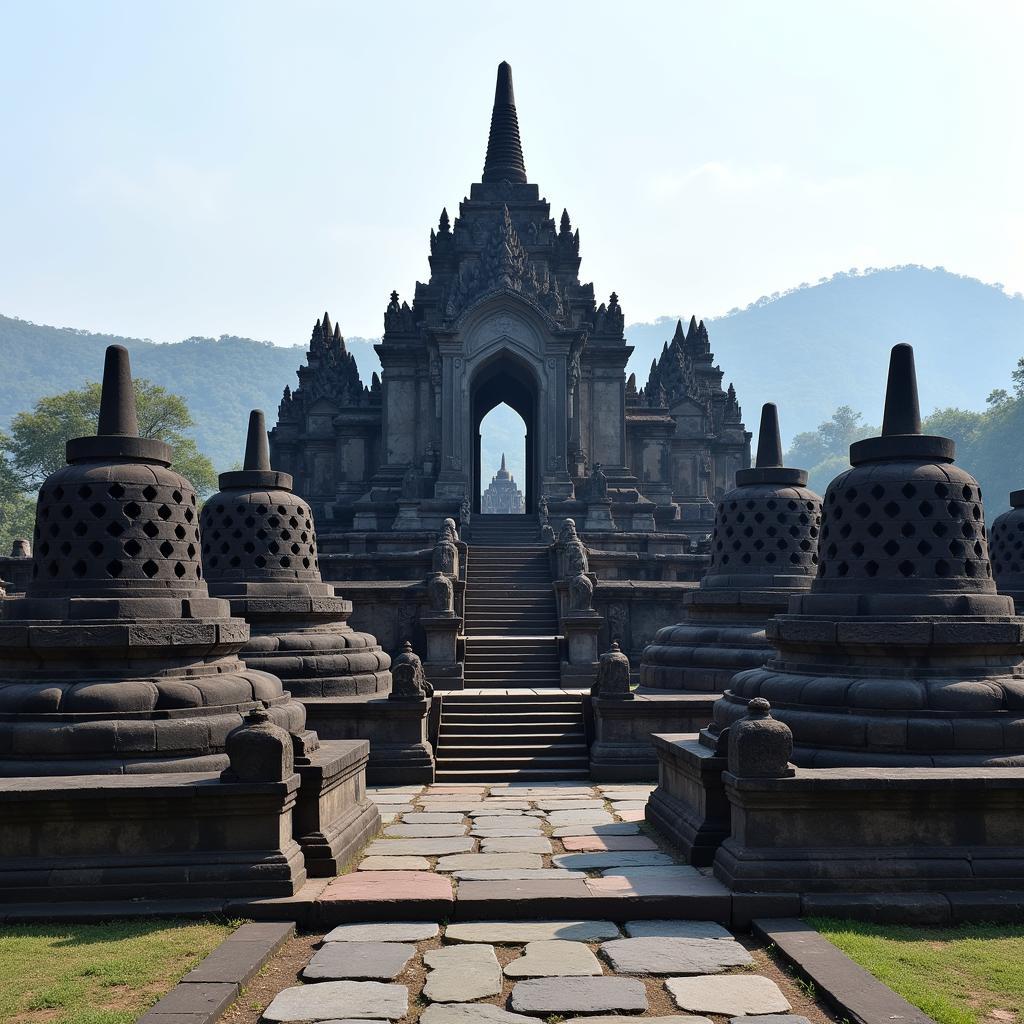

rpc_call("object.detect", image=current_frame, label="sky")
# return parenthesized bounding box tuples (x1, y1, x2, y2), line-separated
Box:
(1, 0, 1022, 353)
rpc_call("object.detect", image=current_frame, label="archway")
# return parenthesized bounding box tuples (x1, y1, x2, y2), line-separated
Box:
(471, 354, 538, 514)
(478, 404, 527, 514)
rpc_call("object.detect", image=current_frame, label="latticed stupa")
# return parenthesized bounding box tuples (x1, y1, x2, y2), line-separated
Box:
(481, 454, 525, 514)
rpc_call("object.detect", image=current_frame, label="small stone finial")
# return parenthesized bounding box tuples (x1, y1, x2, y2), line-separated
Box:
(389, 640, 433, 701)
(592, 640, 633, 701)
(321, 311, 333, 338)
(242, 410, 272, 472)
(97, 345, 140, 437)
(672, 319, 685, 344)
(222, 705, 295, 783)
(727, 697, 794, 779)
(881, 342, 922, 437)
(439, 207, 450, 233)
(500, 453, 507, 472)
(754, 403, 784, 469)
(560, 208, 571, 234)
(10, 539, 30, 558)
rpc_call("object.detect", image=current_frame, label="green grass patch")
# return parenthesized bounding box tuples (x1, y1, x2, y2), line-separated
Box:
(0, 917, 234, 1024)
(809, 917, 1024, 1024)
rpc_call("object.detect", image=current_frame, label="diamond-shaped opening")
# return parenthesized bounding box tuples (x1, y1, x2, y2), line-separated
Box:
(764, 553, 776, 564)
(73, 521, 88, 537)
(124, 502, 141, 518)
(48, 523, 59, 537)
(870, 485, 885, 499)
(902, 483, 917, 498)
(949, 540, 965, 556)
(844, 488, 858, 501)
(973, 505, 982, 520)
(143, 521, 159, 538)
(901, 522, 916, 537)
(245, 516, 255, 527)
(88, 541, 103, 556)
(124, 539, 142, 557)
(77, 485, 92, 499)
(71, 559, 87, 577)
(961, 522, 974, 538)
(59, 541, 71, 555)
(220, 542, 229, 554)
(53, 487, 64, 499)
(741, 552, 751, 564)
(868, 522, 884, 538)
(799, 539, 811, 551)
(142, 559, 159, 578)
(776, 538, 787, 550)
(289, 517, 299, 528)
(107, 483, 125, 499)
(962, 485, 973, 500)
(186, 544, 196, 558)
(932, 522, 948, 537)
(229, 556, 241, 567)
(159, 540, 174, 557)
(965, 559, 978, 577)
(277, 505, 287, 515)
(174, 524, 187, 539)
(854, 502, 871, 518)
(883, 502, 901, 518)
(256, 505, 267, 515)
(743, 527, 754, 538)
(183, 508, 194, 522)
(865, 560, 879, 576)
(174, 561, 186, 578)
(142, 485, 158, 501)
(851, 542, 864, 556)
(256, 528, 267, 540)
(106, 559, 123, 578)
(254, 555, 266, 568)
(89, 502, 105, 518)
(883, 539, 900, 556)
(898, 560, 915, 577)
(106, 522, 124, 537)
(172, 489, 183, 503)
(243, 541, 255, 553)
(280, 529, 291, 540)
(268, 541, 280, 554)
(974, 541, 985, 557)
(60, 504, 74, 520)
(47, 561, 59, 577)
(268, 516, 280, 528)
(296, 506, 305, 517)
(156, 504, 172, 520)
(935, 483, 949, 498)
(917, 540, 933, 555)
(918, 501, 933, 517)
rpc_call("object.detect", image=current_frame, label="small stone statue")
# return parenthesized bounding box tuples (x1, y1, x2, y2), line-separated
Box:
(538, 495, 549, 523)
(592, 641, 633, 701)
(441, 517, 459, 544)
(590, 462, 609, 502)
(433, 538, 458, 578)
(427, 570, 454, 614)
(401, 464, 419, 500)
(10, 539, 29, 558)
(389, 641, 434, 701)
(727, 698, 794, 778)
(568, 572, 593, 612)
(221, 706, 295, 783)
(540, 523, 555, 544)
(459, 497, 471, 529)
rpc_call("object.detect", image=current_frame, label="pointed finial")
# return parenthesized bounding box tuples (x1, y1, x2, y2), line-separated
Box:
(97, 345, 140, 437)
(501, 452, 507, 471)
(687, 315, 698, 339)
(672, 319, 685, 344)
(333, 322, 342, 341)
(881, 343, 922, 436)
(322, 311, 332, 337)
(560, 208, 571, 233)
(755, 403, 783, 469)
(482, 62, 527, 184)
(439, 207, 450, 232)
(242, 410, 272, 472)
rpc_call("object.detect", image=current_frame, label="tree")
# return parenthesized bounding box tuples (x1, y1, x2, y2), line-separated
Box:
(0, 379, 217, 552)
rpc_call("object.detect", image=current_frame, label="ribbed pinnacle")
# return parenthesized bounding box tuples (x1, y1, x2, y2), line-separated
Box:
(755, 403, 784, 468)
(482, 62, 527, 184)
(243, 410, 272, 472)
(97, 345, 140, 437)
(881, 343, 922, 436)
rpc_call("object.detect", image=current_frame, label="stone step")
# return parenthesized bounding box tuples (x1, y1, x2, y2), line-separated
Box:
(442, 693, 580, 703)
(438, 733, 586, 746)
(434, 767, 592, 783)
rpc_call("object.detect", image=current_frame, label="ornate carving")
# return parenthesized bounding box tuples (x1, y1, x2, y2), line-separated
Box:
(389, 641, 434, 701)
(591, 641, 633, 701)
(427, 571, 454, 614)
(568, 572, 593, 612)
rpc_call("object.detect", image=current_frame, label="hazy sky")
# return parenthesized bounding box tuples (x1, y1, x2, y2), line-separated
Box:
(1, 1, 1021, 347)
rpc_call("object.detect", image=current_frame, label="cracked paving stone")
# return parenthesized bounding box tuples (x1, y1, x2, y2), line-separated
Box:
(436, 853, 542, 872)
(423, 944, 502, 1002)
(510, 977, 647, 1015)
(302, 942, 417, 981)
(444, 921, 620, 943)
(262, 981, 408, 1021)
(666, 976, 791, 1016)
(600, 937, 753, 975)
(472, 827, 547, 838)
(503, 940, 603, 977)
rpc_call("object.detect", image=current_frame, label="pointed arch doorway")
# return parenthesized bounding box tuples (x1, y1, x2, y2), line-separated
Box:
(471, 354, 537, 515)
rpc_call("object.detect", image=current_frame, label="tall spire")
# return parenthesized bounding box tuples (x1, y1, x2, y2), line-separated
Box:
(97, 345, 139, 437)
(501, 452, 507, 472)
(881, 343, 921, 436)
(754, 403, 783, 468)
(482, 62, 527, 185)
(243, 410, 272, 472)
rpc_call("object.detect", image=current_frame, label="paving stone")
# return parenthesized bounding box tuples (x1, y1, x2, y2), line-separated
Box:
(551, 824, 639, 836)
(262, 981, 408, 1021)
(480, 836, 552, 853)
(423, 944, 502, 1002)
(600, 937, 752, 975)
(324, 922, 440, 942)
(368, 793, 418, 802)
(378, 813, 397, 826)
(608, 801, 647, 811)
(546, 809, 614, 826)
(384, 824, 468, 838)
(615, 809, 645, 822)
(598, 865, 698, 878)
(402, 813, 466, 824)
(560, 836, 658, 852)
(467, 802, 532, 812)
(510, 977, 647, 1015)
(585, 873, 729, 899)
(445, 921, 621, 943)
(533, 799, 607, 810)
(416, 803, 484, 813)
(504, 940, 603, 977)
(436, 853, 542, 872)
(451, 869, 585, 881)
(666, 976, 791, 1016)
(419, 1006, 535, 1024)
(565, 1019, 708, 1024)
(732, 1017, 812, 1024)
(552, 852, 673, 870)
(357, 856, 431, 871)
(364, 838, 473, 856)
(472, 827, 548, 838)
(366, 803, 414, 813)
(320, 871, 453, 907)
(473, 815, 543, 829)
(624, 920, 732, 940)
(303, 942, 417, 981)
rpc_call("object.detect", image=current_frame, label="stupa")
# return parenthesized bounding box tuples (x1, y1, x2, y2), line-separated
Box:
(990, 493, 1024, 611)
(713, 344, 1024, 766)
(640, 402, 821, 694)
(201, 411, 433, 784)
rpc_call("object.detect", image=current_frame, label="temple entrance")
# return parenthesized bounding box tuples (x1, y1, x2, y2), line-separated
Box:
(478, 405, 526, 514)
(471, 354, 538, 515)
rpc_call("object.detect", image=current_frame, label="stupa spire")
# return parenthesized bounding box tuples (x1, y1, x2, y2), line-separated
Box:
(97, 344, 139, 437)
(482, 61, 527, 185)
(243, 410, 272, 472)
(754, 403, 783, 469)
(501, 452, 507, 472)
(881, 342, 921, 436)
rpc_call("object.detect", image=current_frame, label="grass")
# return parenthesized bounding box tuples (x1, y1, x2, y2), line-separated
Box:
(810, 917, 1024, 1024)
(0, 917, 235, 1024)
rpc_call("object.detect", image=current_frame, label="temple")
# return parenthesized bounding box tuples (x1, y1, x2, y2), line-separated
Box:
(481, 454, 525, 514)
(270, 62, 749, 542)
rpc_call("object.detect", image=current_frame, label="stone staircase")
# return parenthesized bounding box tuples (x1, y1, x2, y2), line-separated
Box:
(432, 516, 589, 780)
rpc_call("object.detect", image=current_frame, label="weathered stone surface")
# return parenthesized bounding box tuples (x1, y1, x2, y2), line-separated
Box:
(368, 786, 424, 794)
(364, 838, 473, 856)
(263, 981, 408, 1021)
(445, 921, 620, 943)
(451, 869, 584, 881)
(368, 803, 414, 814)
(732, 1017, 812, 1024)
(552, 852, 673, 870)
(419, 1005, 534, 1024)
(624, 920, 732, 940)
(560, 836, 657, 852)
(467, 803, 531, 812)
(666, 976, 791, 1016)
(552, 823, 639, 837)
(303, 942, 416, 981)
(357, 856, 431, 871)
(600, 866, 699, 878)
(436, 853, 542, 872)
(480, 836, 552, 853)
(510, 977, 647, 1015)
(384, 824, 468, 838)
(600, 937, 752, 975)
(472, 816, 543, 829)
(324, 922, 439, 942)
(472, 827, 547, 838)
(614, 809, 645, 822)
(402, 813, 466, 824)
(533, 799, 607, 810)
(566, 1019, 709, 1024)
(546, 809, 614, 826)
(504, 940, 602, 977)
(320, 871, 453, 905)
(423, 944, 502, 1002)
(608, 801, 647, 811)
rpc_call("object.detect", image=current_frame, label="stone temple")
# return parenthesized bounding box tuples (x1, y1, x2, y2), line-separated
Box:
(271, 61, 750, 541)
(481, 454, 525, 514)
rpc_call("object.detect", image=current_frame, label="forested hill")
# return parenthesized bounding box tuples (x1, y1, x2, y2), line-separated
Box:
(1, 266, 1022, 469)
(625, 267, 1024, 443)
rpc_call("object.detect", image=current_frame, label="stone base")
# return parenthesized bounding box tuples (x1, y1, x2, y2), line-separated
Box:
(584, 502, 618, 532)
(589, 693, 717, 781)
(301, 696, 434, 784)
(715, 766, 1024, 892)
(295, 740, 380, 877)
(0, 772, 306, 902)
(423, 661, 465, 690)
(646, 733, 729, 866)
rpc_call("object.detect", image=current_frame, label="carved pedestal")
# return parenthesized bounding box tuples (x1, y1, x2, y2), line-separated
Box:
(421, 611, 465, 690)
(584, 500, 618, 532)
(561, 611, 602, 687)
(392, 500, 423, 531)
